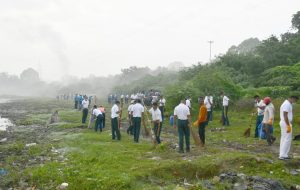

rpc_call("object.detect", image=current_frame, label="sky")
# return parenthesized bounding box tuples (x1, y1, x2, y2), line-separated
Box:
(0, 0, 299, 81)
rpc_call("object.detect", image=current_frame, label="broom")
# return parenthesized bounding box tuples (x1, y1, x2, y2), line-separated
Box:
(189, 108, 201, 147)
(244, 111, 256, 137)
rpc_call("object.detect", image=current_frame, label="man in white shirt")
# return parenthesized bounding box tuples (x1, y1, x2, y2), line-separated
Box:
(279, 95, 298, 160)
(93, 105, 103, 132)
(127, 100, 135, 135)
(262, 97, 275, 145)
(131, 99, 144, 143)
(159, 95, 166, 121)
(221, 91, 230, 126)
(111, 101, 121, 140)
(173, 99, 191, 153)
(81, 96, 89, 124)
(149, 102, 163, 144)
(186, 97, 191, 109)
(204, 93, 213, 122)
(254, 95, 266, 138)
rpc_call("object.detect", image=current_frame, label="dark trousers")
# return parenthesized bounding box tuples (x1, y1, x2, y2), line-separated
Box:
(82, 108, 88, 123)
(111, 117, 121, 140)
(177, 119, 190, 152)
(263, 124, 275, 145)
(198, 122, 207, 144)
(133, 117, 141, 142)
(153, 122, 162, 144)
(127, 118, 134, 135)
(102, 113, 106, 128)
(95, 115, 103, 132)
(255, 115, 264, 138)
(207, 110, 212, 122)
(159, 106, 165, 121)
(222, 106, 229, 126)
(75, 101, 78, 109)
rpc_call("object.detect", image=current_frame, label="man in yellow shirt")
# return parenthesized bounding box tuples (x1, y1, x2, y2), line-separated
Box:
(196, 97, 208, 146)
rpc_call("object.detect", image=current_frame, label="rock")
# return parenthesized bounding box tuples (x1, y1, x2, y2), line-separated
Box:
(290, 169, 299, 175)
(25, 143, 37, 147)
(296, 185, 300, 190)
(0, 138, 7, 143)
(57, 183, 68, 190)
(212, 176, 220, 183)
(150, 156, 161, 161)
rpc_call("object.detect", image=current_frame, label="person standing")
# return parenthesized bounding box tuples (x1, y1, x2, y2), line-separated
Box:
(149, 102, 163, 144)
(131, 99, 144, 143)
(127, 100, 135, 135)
(111, 101, 121, 140)
(221, 92, 230, 126)
(159, 95, 166, 121)
(88, 105, 96, 129)
(262, 97, 276, 146)
(81, 96, 89, 124)
(254, 95, 266, 138)
(173, 99, 191, 153)
(93, 105, 104, 132)
(279, 96, 299, 160)
(99, 105, 106, 128)
(204, 93, 213, 122)
(195, 97, 208, 146)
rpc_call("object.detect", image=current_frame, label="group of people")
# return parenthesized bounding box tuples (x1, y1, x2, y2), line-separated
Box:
(254, 95, 299, 160)
(78, 90, 298, 160)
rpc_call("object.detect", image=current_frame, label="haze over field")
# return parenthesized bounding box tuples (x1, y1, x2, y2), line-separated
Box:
(0, 0, 300, 81)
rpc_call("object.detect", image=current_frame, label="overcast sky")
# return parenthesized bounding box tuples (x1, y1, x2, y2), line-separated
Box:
(0, 0, 299, 81)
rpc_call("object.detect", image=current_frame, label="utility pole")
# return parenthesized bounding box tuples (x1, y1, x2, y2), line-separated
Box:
(208, 40, 213, 62)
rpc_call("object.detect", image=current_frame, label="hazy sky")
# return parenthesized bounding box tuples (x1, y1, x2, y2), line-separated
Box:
(0, 0, 299, 81)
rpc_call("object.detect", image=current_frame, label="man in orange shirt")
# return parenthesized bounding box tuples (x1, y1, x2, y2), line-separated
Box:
(196, 97, 208, 146)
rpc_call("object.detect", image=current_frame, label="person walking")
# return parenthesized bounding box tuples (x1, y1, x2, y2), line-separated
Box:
(159, 95, 166, 121)
(99, 105, 106, 128)
(221, 92, 230, 126)
(195, 97, 208, 146)
(149, 102, 163, 144)
(111, 101, 121, 140)
(81, 96, 89, 124)
(204, 93, 213, 122)
(254, 95, 266, 138)
(262, 97, 276, 146)
(127, 100, 135, 135)
(93, 105, 104, 132)
(279, 95, 299, 160)
(173, 99, 191, 153)
(131, 99, 144, 143)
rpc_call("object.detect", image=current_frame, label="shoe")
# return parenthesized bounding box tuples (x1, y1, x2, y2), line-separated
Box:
(279, 157, 292, 160)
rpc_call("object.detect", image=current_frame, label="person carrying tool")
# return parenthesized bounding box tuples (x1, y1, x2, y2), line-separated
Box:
(262, 97, 276, 146)
(254, 95, 266, 138)
(149, 102, 163, 144)
(173, 99, 191, 153)
(195, 97, 208, 146)
(279, 95, 299, 160)
(111, 101, 121, 140)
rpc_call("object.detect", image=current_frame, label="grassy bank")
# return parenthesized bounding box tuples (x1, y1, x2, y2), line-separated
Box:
(0, 98, 300, 189)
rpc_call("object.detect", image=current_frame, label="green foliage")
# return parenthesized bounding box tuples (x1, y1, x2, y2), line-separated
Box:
(292, 11, 300, 32)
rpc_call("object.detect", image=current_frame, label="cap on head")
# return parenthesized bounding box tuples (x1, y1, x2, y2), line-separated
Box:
(264, 97, 271, 105)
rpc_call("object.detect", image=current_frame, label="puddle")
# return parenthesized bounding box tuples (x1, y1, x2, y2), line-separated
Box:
(0, 117, 14, 131)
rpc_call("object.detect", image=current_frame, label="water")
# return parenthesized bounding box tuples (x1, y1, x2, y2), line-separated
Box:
(0, 117, 13, 131)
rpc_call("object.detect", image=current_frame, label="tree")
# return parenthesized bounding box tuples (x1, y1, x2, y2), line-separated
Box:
(292, 11, 300, 32)
(20, 68, 40, 83)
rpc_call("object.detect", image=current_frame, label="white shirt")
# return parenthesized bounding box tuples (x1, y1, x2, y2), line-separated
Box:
(204, 96, 213, 111)
(159, 98, 166, 107)
(223, 96, 229, 106)
(149, 108, 162, 122)
(111, 104, 119, 118)
(121, 95, 124, 99)
(174, 103, 190, 120)
(280, 100, 293, 123)
(128, 104, 134, 114)
(82, 99, 89, 109)
(93, 108, 102, 117)
(263, 103, 275, 124)
(131, 103, 144, 117)
(256, 100, 266, 116)
(186, 99, 191, 108)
